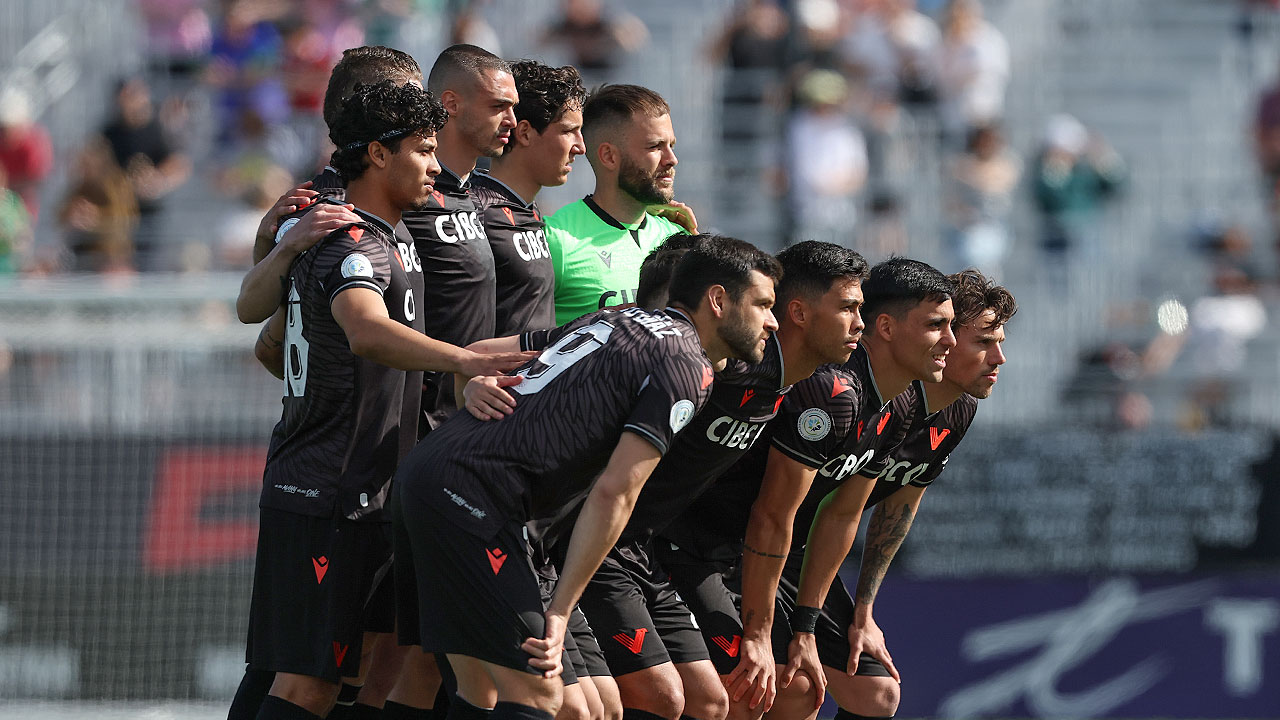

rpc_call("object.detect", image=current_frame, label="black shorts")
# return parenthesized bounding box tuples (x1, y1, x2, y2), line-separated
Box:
(575, 539, 709, 677)
(570, 609, 612, 678)
(535, 558, 594, 685)
(393, 498, 545, 674)
(772, 553, 891, 678)
(246, 507, 393, 682)
(659, 541, 793, 675)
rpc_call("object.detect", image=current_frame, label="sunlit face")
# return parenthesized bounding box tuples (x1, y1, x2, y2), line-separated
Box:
(528, 106, 585, 188)
(885, 298, 956, 383)
(797, 276, 865, 365)
(386, 132, 442, 212)
(718, 270, 780, 363)
(616, 113, 677, 205)
(942, 309, 1007, 398)
(456, 69, 518, 158)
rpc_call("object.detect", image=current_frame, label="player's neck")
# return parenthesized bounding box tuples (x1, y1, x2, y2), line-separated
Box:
(435, 133, 480, 183)
(862, 340, 914, 401)
(487, 158, 540, 204)
(344, 180, 401, 228)
(590, 183, 647, 225)
(679, 304, 729, 366)
(926, 381, 964, 410)
(775, 325, 820, 386)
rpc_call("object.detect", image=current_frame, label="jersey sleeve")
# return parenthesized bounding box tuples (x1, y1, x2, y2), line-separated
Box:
(911, 395, 978, 486)
(314, 225, 392, 304)
(769, 366, 858, 468)
(623, 349, 713, 455)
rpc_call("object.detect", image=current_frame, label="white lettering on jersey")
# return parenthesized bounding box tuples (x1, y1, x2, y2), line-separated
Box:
(817, 449, 877, 480)
(404, 288, 416, 321)
(513, 229, 551, 262)
(871, 455, 940, 486)
(433, 211, 486, 244)
(621, 306, 683, 338)
(397, 241, 423, 272)
(284, 282, 309, 398)
(706, 416, 767, 449)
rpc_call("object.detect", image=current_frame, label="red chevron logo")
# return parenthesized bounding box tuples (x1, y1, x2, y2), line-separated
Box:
(832, 375, 852, 397)
(613, 628, 648, 655)
(877, 412, 891, 435)
(711, 635, 741, 658)
(346, 226, 363, 243)
(701, 366, 714, 390)
(501, 206, 515, 224)
(312, 556, 328, 584)
(740, 389, 755, 407)
(487, 547, 507, 574)
(930, 427, 951, 450)
(333, 642, 349, 667)
(773, 395, 785, 413)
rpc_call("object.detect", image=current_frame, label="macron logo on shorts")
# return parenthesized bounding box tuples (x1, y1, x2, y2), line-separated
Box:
(613, 628, 647, 655)
(487, 547, 507, 574)
(313, 556, 328, 584)
(333, 641, 349, 667)
(712, 635, 741, 658)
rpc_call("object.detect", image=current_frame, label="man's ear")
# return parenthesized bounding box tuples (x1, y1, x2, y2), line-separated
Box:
(873, 311, 894, 342)
(786, 297, 807, 327)
(706, 284, 729, 318)
(440, 88, 462, 117)
(368, 141, 391, 170)
(596, 141, 619, 171)
(515, 119, 537, 148)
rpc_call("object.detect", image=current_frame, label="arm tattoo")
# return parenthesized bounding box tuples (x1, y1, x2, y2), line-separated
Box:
(855, 502, 915, 605)
(743, 542, 787, 560)
(258, 324, 283, 350)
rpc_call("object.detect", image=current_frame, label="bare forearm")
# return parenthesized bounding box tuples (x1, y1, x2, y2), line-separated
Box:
(739, 510, 791, 639)
(238, 244, 299, 323)
(796, 505, 861, 609)
(853, 501, 916, 613)
(255, 316, 285, 379)
(347, 316, 475, 373)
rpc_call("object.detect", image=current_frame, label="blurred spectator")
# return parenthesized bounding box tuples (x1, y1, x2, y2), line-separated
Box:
(541, 0, 648, 81)
(216, 108, 308, 199)
(1253, 64, 1280, 244)
(842, 0, 940, 107)
(0, 88, 53, 220)
(933, 0, 1009, 143)
(0, 164, 32, 274)
(206, 0, 289, 143)
(101, 77, 191, 270)
(710, 0, 790, 147)
(785, 69, 868, 244)
(137, 0, 212, 78)
(451, 1, 503, 54)
(1032, 113, 1125, 257)
(861, 190, 910, 260)
(216, 164, 294, 270)
(945, 123, 1020, 277)
(58, 138, 139, 273)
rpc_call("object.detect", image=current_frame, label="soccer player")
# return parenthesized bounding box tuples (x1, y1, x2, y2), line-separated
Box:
(559, 241, 866, 720)
(655, 258, 957, 720)
(545, 84, 689, 326)
(236, 80, 454, 720)
(471, 60, 587, 337)
(393, 237, 781, 720)
(783, 269, 1014, 720)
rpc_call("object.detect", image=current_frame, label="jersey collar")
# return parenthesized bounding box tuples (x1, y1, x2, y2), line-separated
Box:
(350, 207, 396, 236)
(584, 194, 648, 231)
(474, 168, 534, 208)
(437, 162, 469, 191)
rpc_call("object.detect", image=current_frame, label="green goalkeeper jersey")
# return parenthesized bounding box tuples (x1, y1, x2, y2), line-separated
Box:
(546, 196, 687, 326)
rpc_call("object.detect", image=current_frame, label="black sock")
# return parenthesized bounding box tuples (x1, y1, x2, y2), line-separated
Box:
(429, 685, 452, 720)
(384, 700, 434, 720)
(255, 695, 321, 720)
(228, 668, 275, 720)
(445, 696, 494, 720)
(622, 711, 668, 720)
(349, 703, 385, 720)
(489, 702, 551, 720)
(328, 684, 365, 719)
(833, 711, 894, 720)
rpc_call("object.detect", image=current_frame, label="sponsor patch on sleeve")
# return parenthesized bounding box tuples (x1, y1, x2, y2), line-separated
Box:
(797, 408, 832, 442)
(670, 399, 696, 433)
(341, 253, 374, 279)
(273, 217, 300, 245)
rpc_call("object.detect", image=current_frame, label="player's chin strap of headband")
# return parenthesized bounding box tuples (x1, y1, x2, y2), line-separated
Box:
(341, 127, 412, 151)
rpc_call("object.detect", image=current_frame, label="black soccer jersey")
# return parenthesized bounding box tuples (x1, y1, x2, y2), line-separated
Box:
(395, 307, 714, 543)
(470, 170, 557, 336)
(402, 164, 497, 433)
(660, 345, 907, 556)
(261, 207, 426, 521)
(618, 333, 789, 543)
(860, 388, 978, 508)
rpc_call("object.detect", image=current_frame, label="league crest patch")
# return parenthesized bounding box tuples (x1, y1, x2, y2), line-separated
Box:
(341, 253, 374, 279)
(797, 408, 832, 441)
(670, 399, 695, 433)
(274, 217, 300, 245)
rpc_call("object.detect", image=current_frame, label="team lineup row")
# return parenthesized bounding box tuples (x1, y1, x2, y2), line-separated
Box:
(225, 43, 1015, 720)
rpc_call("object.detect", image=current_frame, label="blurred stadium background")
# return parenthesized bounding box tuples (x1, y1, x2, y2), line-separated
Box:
(1, 0, 1279, 717)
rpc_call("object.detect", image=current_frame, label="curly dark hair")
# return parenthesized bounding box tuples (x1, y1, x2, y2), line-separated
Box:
(948, 268, 1018, 329)
(509, 60, 587, 134)
(323, 46, 422, 132)
(329, 80, 448, 182)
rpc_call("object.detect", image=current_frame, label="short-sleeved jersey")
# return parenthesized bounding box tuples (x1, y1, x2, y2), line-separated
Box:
(262, 208, 426, 521)
(860, 388, 978, 509)
(618, 333, 789, 543)
(546, 196, 687, 325)
(396, 307, 714, 543)
(470, 170, 556, 335)
(401, 164, 496, 433)
(660, 345, 907, 556)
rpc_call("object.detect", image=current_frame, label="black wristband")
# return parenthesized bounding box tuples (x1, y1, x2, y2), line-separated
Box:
(791, 605, 821, 634)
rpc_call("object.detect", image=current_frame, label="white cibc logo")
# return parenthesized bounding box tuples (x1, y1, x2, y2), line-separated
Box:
(797, 408, 832, 441)
(341, 253, 374, 279)
(670, 399, 696, 433)
(403, 288, 416, 321)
